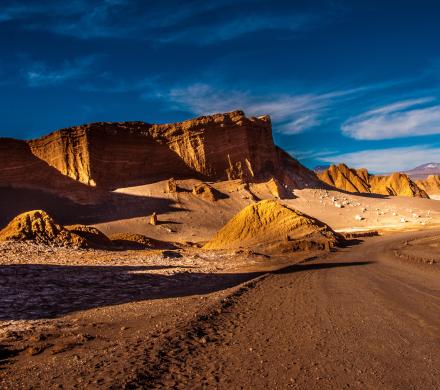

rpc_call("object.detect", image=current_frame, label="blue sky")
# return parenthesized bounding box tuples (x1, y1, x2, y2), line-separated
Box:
(1, 0, 440, 172)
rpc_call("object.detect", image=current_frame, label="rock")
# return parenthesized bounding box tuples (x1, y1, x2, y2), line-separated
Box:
(415, 175, 440, 196)
(318, 163, 429, 198)
(0, 210, 87, 247)
(354, 215, 363, 221)
(192, 183, 219, 201)
(165, 178, 179, 193)
(150, 212, 158, 226)
(265, 177, 289, 199)
(2, 111, 320, 191)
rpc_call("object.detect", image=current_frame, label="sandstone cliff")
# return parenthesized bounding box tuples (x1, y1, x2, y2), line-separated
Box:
(318, 164, 429, 198)
(1, 111, 319, 196)
(416, 175, 440, 195)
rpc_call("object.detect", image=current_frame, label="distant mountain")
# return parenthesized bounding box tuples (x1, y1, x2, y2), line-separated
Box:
(403, 163, 440, 180)
(313, 165, 330, 173)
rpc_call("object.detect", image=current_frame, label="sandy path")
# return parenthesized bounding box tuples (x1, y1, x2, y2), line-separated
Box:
(127, 231, 440, 389)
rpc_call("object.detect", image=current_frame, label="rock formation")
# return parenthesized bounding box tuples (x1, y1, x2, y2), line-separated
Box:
(318, 164, 428, 198)
(1, 111, 319, 197)
(203, 200, 340, 251)
(192, 183, 219, 201)
(0, 138, 105, 204)
(416, 175, 440, 196)
(0, 210, 87, 247)
(164, 178, 179, 193)
(150, 212, 158, 226)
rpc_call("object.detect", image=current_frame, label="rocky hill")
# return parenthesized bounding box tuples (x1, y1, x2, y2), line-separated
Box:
(415, 175, 440, 196)
(318, 164, 428, 198)
(1, 111, 318, 195)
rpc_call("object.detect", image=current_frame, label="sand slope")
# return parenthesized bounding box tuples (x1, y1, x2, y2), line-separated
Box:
(204, 200, 339, 251)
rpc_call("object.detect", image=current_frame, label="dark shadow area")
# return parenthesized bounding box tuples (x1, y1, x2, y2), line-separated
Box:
(156, 220, 181, 225)
(0, 344, 19, 368)
(0, 260, 373, 321)
(273, 261, 374, 275)
(339, 238, 364, 248)
(0, 187, 186, 229)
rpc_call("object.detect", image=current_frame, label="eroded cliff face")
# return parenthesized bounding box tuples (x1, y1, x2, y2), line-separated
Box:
(416, 175, 440, 195)
(3, 111, 319, 192)
(318, 164, 429, 198)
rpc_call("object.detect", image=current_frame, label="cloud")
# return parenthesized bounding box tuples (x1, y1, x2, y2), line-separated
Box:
(317, 145, 440, 173)
(342, 97, 440, 140)
(24, 56, 95, 87)
(0, 0, 329, 44)
(158, 13, 318, 45)
(150, 83, 329, 134)
(288, 148, 339, 160)
(149, 80, 409, 134)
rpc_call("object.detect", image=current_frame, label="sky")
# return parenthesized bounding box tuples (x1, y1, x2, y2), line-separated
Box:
(1, 0, 440, 173)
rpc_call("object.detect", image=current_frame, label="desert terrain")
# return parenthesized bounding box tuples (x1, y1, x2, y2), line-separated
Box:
(1, 111, 440, 389)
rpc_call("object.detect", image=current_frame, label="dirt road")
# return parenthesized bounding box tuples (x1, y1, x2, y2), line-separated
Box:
(127, 231, 440, 389)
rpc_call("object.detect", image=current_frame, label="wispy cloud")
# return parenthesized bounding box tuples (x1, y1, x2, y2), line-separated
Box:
(159, 13, 318, 45)
(342, 97, 440, 140)
(149, 80, 410, 134)
(24, 56, 96, 87)
(288, 148, 339, 160)
(0, 0, 330, 44)
(317, 145, 440, 173)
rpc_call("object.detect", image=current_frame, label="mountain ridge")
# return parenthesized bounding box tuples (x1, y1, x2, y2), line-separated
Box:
(318, 163, 429, 198)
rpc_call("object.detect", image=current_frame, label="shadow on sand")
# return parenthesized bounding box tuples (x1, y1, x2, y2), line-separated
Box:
(0, 187, 186, 228)
(0, 260, 374, 321)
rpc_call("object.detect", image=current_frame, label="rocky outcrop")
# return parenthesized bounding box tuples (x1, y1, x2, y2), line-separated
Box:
(0, 210, 87, 247)
(318, 164, 429, 198)
(0, 138, 104, 204)
(192, 183, 219, 201)
(1, 111, 319, 196)
(416, 175, 440, 195)
(203, 200, 340, 252)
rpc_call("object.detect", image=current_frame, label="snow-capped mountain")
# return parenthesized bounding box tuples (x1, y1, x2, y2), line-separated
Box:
(404, 163, 440, 179)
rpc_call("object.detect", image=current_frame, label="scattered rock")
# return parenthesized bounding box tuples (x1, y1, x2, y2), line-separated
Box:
(192, 183, 219, 201)
(150, 212, 158, 226)
(165, 178, 179, 193)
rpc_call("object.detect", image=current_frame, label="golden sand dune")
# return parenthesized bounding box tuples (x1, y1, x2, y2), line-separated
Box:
(203, 199, 340, 251)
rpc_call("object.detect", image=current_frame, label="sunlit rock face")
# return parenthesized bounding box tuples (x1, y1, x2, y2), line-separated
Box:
(1, 110, 319, 192)
(318, 163, 429, 198)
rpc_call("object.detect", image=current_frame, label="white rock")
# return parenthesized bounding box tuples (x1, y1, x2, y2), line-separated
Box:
(354, 215, 363, 221)
(400, 217, 407, 223)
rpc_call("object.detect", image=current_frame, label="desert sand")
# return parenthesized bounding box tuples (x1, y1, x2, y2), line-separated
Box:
(1, 112, 440, 389)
